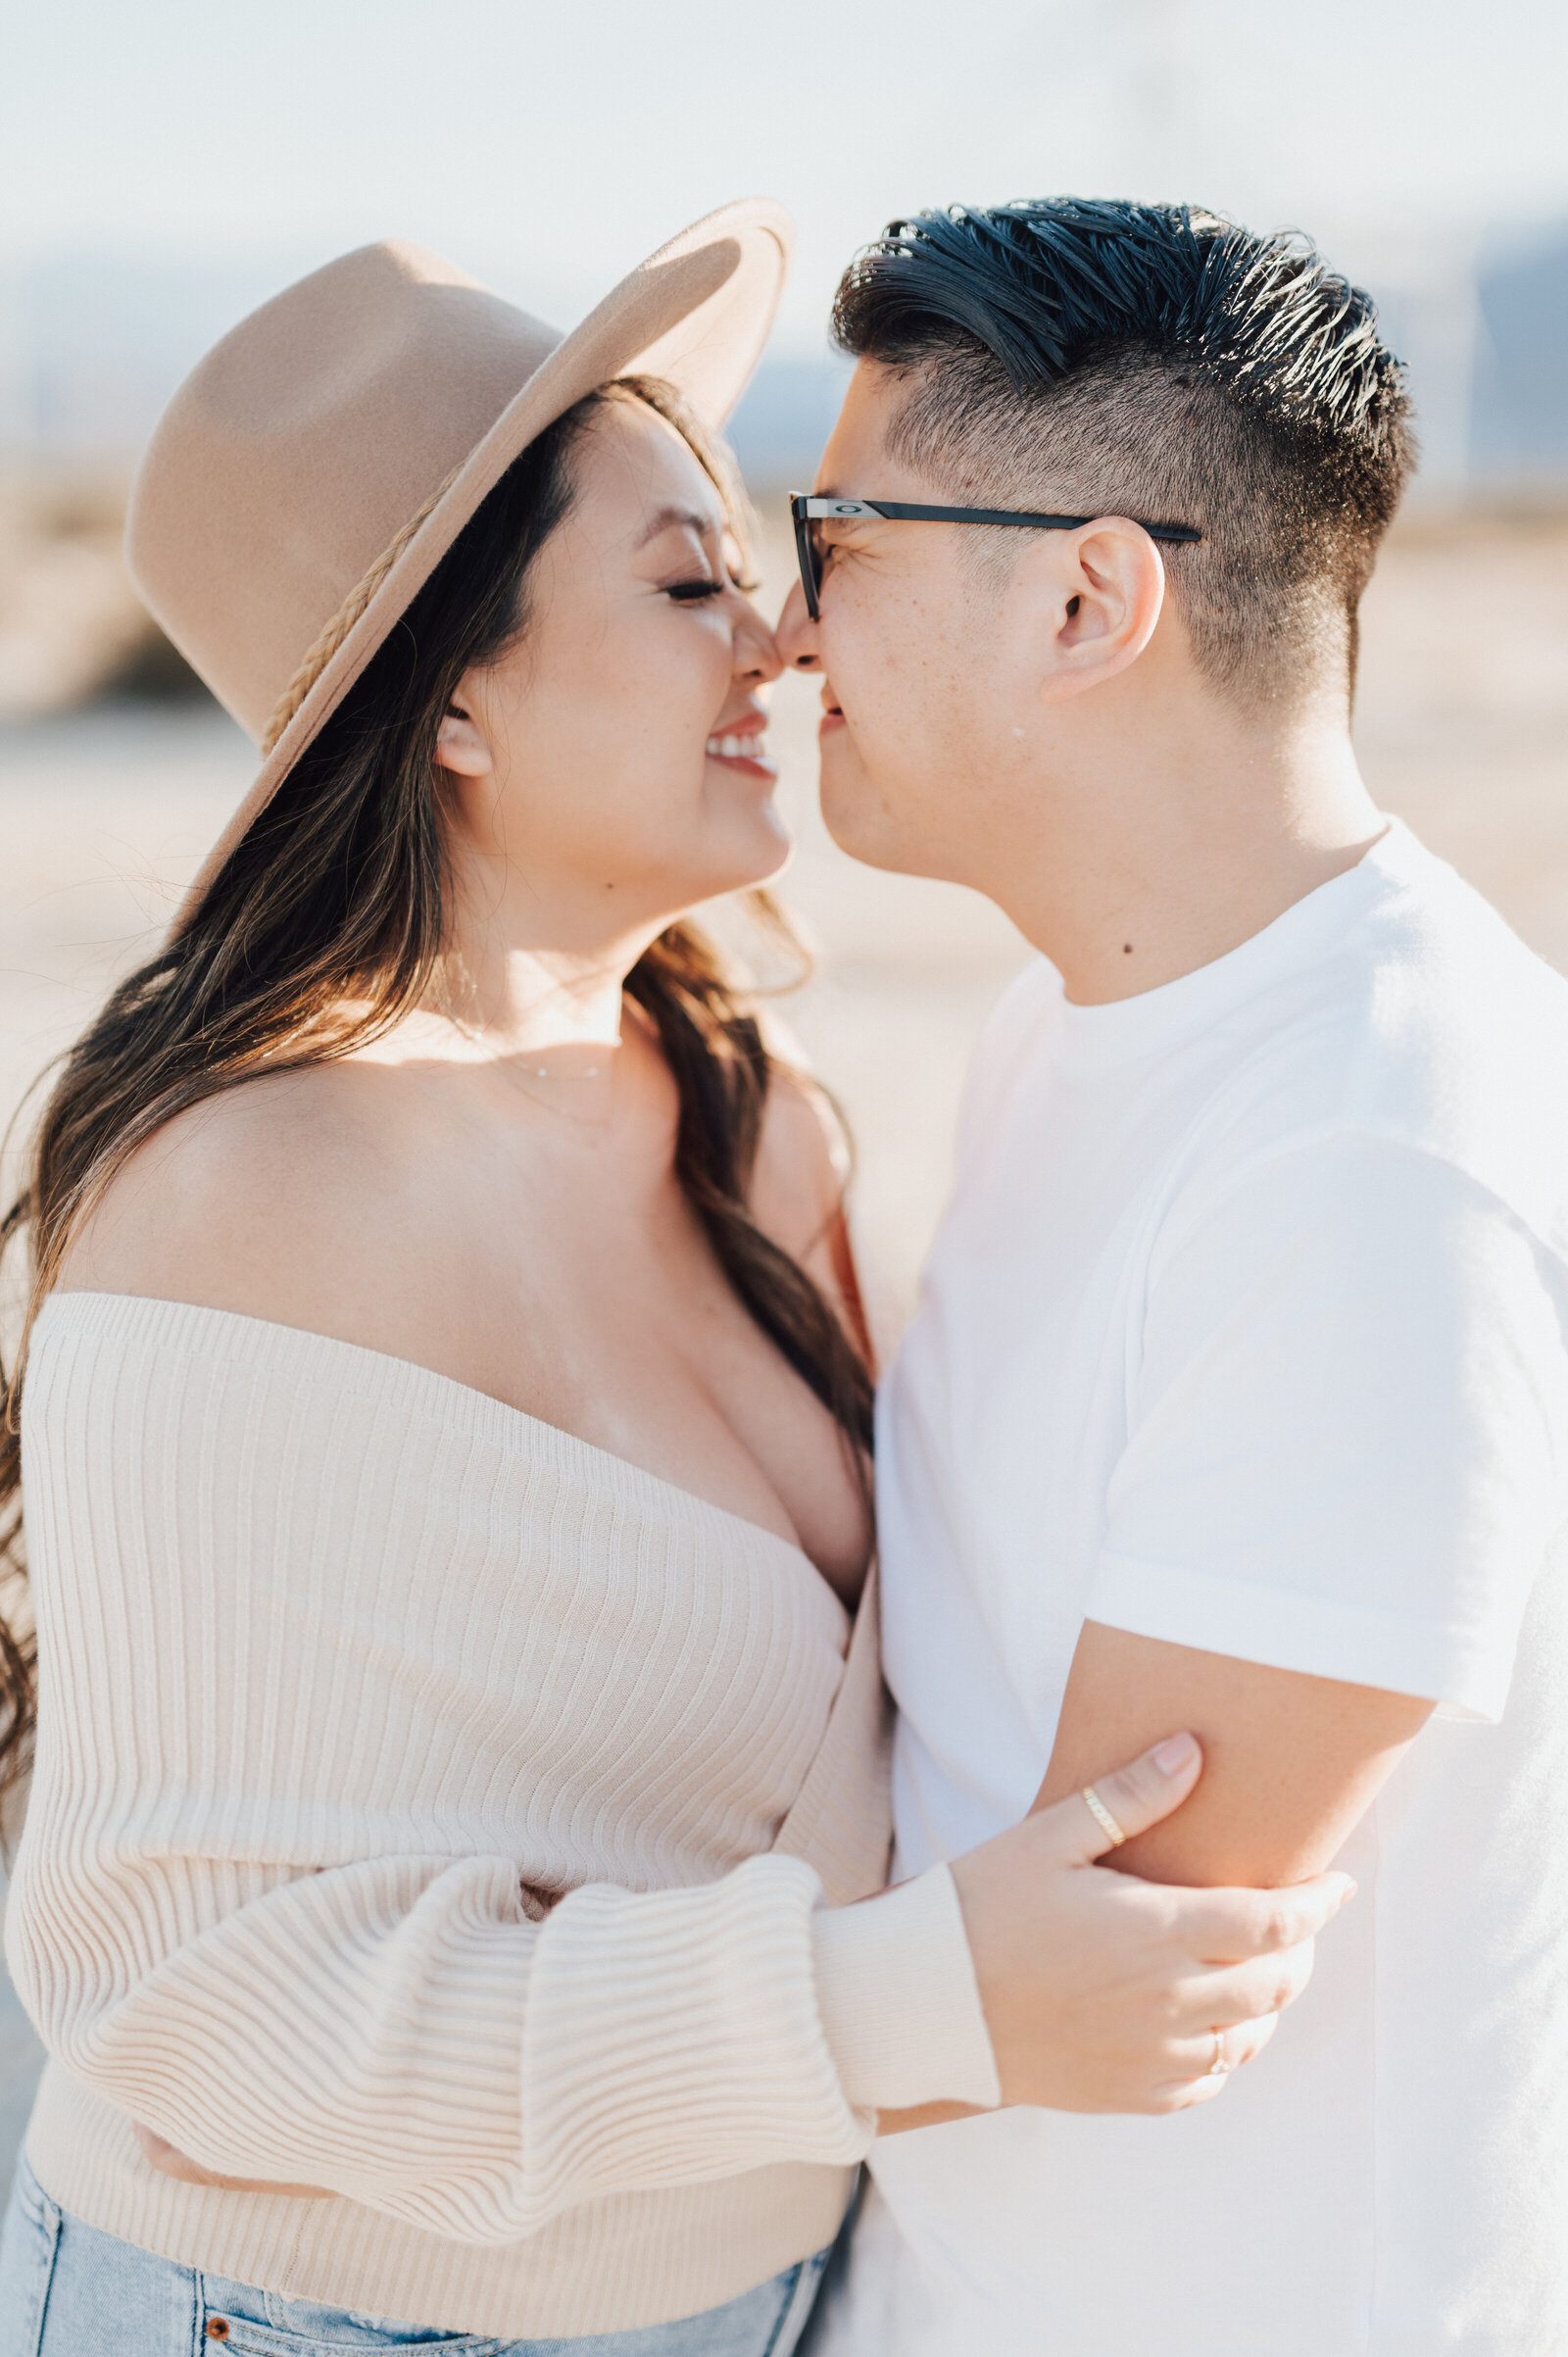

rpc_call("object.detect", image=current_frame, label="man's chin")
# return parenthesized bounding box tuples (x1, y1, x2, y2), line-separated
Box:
(818, 745, 933, 878)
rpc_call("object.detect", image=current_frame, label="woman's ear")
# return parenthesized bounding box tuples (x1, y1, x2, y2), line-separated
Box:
(1032, 517, 1166, 705)
(433, 695, 493, 780)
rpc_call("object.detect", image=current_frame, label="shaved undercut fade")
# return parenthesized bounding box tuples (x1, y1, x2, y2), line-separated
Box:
(831, 199, 1415, 710)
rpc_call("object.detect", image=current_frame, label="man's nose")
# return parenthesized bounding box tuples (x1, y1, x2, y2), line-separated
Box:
(774, 578, 820, 671)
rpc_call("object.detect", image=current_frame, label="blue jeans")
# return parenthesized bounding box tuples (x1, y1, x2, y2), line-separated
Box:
(0, 2153, 828, 2357)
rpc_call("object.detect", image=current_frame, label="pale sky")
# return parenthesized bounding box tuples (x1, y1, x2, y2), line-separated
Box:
(4, 0, 1567, 349)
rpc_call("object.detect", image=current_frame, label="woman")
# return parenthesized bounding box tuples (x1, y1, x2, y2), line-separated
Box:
(0, 206, 1340, 2355)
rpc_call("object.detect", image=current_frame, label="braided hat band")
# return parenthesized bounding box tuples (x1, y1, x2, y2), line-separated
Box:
(260, 457, 468, 759)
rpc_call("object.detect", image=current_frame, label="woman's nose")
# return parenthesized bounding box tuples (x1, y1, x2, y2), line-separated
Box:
(734, 600, 785, 685)
(774, 578, 820, 671)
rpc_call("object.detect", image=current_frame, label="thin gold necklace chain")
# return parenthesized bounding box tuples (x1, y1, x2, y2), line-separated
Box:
(438, 1004, 621, 1079)
(434, 1006, 623, 1125)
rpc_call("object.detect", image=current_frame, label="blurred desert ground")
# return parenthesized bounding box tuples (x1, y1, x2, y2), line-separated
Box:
(6, 497, 1568, 1301)
(1, 487, 1567, 2184)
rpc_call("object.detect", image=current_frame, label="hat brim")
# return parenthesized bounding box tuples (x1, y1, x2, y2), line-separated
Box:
(171, 197, 792, 932)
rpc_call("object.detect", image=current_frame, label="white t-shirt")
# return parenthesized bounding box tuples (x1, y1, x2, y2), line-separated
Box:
(819, 823, 1568, 2357)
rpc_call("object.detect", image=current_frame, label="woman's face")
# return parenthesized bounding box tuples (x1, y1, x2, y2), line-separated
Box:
(435, 393, 788, 943)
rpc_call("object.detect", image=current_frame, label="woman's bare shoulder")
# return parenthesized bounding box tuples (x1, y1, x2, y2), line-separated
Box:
(58, 1064, 407, 1320)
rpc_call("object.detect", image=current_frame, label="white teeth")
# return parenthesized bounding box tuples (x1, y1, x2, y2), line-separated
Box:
(707, 734, 767, 760)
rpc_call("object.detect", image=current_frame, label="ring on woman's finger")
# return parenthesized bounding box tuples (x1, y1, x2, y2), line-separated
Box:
(1207, 2029, 1231, 2076)
(1081, 1782, 1127, 1846)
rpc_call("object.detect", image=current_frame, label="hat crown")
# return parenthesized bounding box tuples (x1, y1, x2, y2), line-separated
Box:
(126, 241, 564, 737)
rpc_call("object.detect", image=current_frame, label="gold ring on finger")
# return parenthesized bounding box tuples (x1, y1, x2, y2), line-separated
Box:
(1208, 2029, 1231, 2076)
(1081, 1783, 1127, 1847)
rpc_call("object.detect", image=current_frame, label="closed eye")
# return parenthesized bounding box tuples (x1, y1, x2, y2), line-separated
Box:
(665, 578, 725, 602)
(811, 527, 857, 576)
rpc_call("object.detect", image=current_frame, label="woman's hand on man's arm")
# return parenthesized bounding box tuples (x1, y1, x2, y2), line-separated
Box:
(894, 1618, 1429, 2134)
(878, 1727, 1354, 2133)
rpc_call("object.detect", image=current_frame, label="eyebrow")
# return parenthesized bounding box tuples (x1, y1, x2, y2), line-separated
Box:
(636, 504, 721, 551)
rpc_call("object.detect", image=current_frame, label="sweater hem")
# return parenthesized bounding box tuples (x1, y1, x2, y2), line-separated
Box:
(26, 2066, 856, 2339)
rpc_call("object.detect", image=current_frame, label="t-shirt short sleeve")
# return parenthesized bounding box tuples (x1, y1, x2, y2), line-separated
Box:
(1085, 1132, 1568, 1720)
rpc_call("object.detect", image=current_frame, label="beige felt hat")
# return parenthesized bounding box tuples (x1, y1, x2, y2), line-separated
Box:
(125, 198, 792, 926)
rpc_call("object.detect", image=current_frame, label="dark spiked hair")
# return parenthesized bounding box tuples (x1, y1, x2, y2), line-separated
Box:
(832, 199, 1415, 707)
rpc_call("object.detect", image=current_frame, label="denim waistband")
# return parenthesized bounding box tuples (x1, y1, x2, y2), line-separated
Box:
(0, 2151, 832, 2357)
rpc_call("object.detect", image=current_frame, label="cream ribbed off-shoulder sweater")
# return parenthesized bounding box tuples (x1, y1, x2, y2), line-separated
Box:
(8, 1294, 997, 2338)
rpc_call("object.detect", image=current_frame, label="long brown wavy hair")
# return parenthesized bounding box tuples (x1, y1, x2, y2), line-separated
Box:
(0, 375, 873, 1809)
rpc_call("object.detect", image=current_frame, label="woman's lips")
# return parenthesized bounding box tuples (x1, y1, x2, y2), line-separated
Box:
(705, 730, 778, 780)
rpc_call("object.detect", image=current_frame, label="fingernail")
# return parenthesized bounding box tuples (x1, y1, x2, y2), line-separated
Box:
(1152, 1731, 1200, 1776)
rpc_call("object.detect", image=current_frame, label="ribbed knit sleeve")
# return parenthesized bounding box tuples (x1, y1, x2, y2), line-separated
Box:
(811, 1864, 1001, 2113)
(7, 1297, 878, 2244)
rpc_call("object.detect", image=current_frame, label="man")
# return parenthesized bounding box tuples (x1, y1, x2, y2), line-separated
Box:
(781, 200, 1568, 2353)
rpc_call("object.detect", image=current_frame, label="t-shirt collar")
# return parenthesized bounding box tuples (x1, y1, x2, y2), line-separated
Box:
(1046, 818, 1424, 1072)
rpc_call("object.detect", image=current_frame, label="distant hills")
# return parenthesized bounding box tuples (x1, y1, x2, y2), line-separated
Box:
(1473, 233, 1568, 480)
(1, 228, 1563, 490)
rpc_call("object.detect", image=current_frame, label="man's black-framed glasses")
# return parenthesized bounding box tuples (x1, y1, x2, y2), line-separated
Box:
(789, 495, 1203, 620)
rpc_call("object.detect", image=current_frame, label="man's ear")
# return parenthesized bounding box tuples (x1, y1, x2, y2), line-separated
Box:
(433, 689, 493, 780)
(1028, 518, 1166, 705)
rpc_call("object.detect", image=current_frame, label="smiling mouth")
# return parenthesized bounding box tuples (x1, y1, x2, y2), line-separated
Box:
(705, 730, 778, 778)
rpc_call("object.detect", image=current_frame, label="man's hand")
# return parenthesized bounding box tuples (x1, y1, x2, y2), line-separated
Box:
(884, 1730, 1352, 2131)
